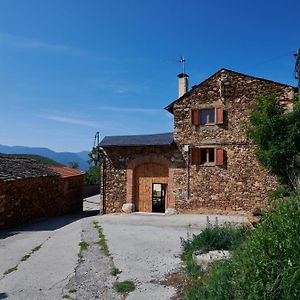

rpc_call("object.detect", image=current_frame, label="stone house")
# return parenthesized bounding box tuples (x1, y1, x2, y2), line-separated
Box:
(0, 156, 85, 229)
(100, 68, 295, 215)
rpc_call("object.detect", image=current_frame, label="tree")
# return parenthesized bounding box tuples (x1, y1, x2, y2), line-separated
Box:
(84, 164, 101, 185)
(247, 93, 300, 190)
(68, 161, 79, 169)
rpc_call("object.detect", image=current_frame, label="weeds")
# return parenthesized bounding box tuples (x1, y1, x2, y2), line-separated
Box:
(79, 241, 89, 251)
(21, 254, 31, 262)
(31, 245, 41, 252)
(20, 244, 42, 262)
(183, 194, 300, 299)
(181, 220, 249, 278)
(111, 267, 121, 276)
(68, 288, 76, 293)
(3, 266, 17, 275)
(115, 280, 135, 293)
(93, 220, 110, 256)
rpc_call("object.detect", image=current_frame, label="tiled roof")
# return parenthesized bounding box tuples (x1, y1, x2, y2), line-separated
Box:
(0, 155, 58, 181)
(100, 132, 174, 147)
(48, 166, 85, 178)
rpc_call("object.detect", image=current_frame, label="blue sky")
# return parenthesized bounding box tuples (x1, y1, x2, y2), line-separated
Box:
(0, 0, 299, 152)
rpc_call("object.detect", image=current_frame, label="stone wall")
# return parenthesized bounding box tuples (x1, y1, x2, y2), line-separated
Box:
(103, 145, 183, 213)
(172, 70, 294, 214)
(0, 175, 84, 229)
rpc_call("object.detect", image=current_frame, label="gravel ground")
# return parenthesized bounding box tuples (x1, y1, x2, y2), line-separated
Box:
(64, 218, 121, 300)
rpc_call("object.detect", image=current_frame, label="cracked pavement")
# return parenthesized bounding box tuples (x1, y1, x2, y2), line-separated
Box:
(0, 195, 247, 299)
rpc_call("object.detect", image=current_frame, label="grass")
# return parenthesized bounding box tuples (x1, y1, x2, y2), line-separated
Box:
(20, 244, 42, 262)
(62, 295, 70, 299)
(115, 280, 135, 293)
(79, 241, 89, 251)
(68, 288, 76, 293)
(181, 221, 249, 278)
(93, 220, 110, 256)
(111, 267, 122, 276)
(21, 254, 31, 262)
(3, 243, 43, 277)
(3, 266, 18, 275)
(31, 245, 42, 252)
(183, 193, 300, 299)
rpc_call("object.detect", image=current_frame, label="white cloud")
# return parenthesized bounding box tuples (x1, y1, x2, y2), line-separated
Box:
(37, 114, 98, 128)
(97, 106, 162, 113)
(0, 32, 86, 56)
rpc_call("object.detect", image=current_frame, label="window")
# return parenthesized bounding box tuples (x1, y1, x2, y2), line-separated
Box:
(191, 147, 224, 166)
(200, 148, 215, 163)
(191, 107, 224, 126)
(201, 109, 215, 125)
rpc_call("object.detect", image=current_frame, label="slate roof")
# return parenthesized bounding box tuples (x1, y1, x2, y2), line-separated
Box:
(49, 166, 85, 178)
(100, 132, 174, 147)
(165, 68, 297, 113)
(0, 155, 58, 181)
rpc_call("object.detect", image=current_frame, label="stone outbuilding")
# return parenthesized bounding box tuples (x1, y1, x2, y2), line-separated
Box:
(100, 68, 296, 215)
(0, 156, 85, 229)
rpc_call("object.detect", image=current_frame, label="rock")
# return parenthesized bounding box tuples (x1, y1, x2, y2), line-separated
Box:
(164, 208, 177, 216)
(122, 203, 135, 213)
(194, 250, 231, 271)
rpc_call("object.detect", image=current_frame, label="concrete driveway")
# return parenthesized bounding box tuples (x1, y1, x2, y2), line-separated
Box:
(0, 212, 247, 300)
(96, 213, 247, 299)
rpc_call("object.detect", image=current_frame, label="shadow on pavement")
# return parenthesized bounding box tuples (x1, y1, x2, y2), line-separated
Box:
(0, 292, 8, 299)
(0, 210, 100, 240)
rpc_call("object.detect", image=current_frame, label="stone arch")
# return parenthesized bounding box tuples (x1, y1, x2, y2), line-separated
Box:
(126, 154, 175, 211)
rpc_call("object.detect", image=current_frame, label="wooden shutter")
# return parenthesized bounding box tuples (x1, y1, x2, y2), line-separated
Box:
(191, 110, 200, 125)
(191, 148, 200, 165)
(215, 107, 224, 124)
(215, 148, 224, 166)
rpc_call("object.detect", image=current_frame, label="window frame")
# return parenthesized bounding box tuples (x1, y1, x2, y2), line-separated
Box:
(191, 107, 224, 126)
(191, 147, 224, 166)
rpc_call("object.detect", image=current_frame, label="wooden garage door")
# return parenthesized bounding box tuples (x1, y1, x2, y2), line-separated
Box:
(133, 163, 168, 212)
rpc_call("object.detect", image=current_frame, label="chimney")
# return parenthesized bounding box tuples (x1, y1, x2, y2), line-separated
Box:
(178, 73, 189, 98)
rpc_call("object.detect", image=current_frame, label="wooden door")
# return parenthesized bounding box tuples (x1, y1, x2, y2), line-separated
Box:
(133, 163, 168, 212)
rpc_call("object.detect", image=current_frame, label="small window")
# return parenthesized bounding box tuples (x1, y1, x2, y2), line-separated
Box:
(191, 107, 224, 126)
(191, 147, 224, 166)
(200, 148, 215, 164)
(200, 109, 215, 125)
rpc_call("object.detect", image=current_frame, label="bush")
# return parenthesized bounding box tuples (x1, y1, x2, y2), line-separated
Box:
(184, 194, 300, 299)
(181, 222, 249, 278)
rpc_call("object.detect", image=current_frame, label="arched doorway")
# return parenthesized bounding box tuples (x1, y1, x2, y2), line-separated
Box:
(133, 163, 169, 212)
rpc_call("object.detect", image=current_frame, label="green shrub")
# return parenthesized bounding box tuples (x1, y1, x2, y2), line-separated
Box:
(184, 194, 300, 299)
(181, 222, 249, 278)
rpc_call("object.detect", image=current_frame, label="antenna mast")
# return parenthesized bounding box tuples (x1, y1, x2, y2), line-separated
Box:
(179, 56, 186, 74)
(295, 49, 300, 95)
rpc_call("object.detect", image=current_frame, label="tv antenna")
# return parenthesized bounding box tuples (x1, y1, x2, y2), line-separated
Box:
(179, 56, 186, 74)
(294, 49, 300, 95)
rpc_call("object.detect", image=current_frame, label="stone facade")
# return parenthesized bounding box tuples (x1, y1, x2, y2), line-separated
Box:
(169, 69, 295, 214)
(0, 175, 84, 229)
(103, 145, 183, 213)
(102, 69, 295, 215)
(0, 157, 84, 229)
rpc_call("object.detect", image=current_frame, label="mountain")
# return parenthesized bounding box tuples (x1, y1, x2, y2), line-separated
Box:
(0, 145, 90, 171)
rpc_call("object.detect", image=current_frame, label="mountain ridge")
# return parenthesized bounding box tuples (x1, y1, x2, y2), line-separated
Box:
(0, 144, 90, 171)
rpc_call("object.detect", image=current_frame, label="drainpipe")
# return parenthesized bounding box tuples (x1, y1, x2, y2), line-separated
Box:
(184, 144, 190, 202)
(99, 155, 106, 215)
